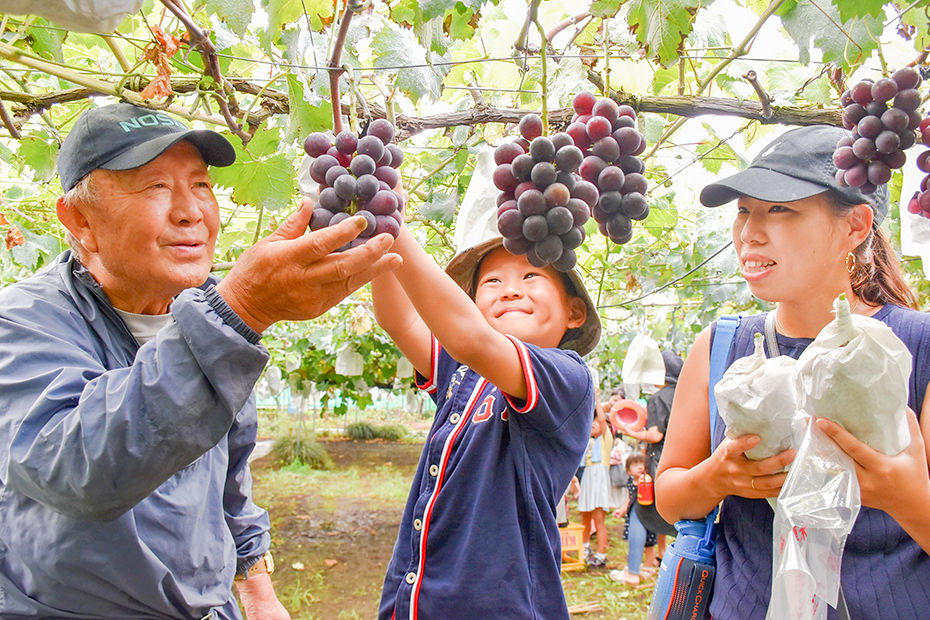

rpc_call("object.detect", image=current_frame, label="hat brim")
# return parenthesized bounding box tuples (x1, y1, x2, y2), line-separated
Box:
(100, 129, 236, 172)
(445, 238, 601, 356)
(700, 167, 830, 207)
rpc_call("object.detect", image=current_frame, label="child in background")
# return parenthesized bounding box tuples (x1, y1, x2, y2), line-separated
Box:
(617, 452, 657, 585)
(608, 428, 632, 513)
(578, 399, 614, 569)
(371, 228, 601, 620)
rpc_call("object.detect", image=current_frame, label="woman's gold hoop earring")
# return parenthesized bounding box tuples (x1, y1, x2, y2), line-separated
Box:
(845, 252, 856, 274)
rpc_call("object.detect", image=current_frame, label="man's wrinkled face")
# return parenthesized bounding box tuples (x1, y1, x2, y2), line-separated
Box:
(79, 141, 220, 313)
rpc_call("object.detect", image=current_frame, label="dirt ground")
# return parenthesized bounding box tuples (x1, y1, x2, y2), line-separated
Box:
(250, 440, 424, 620)
(249, 439, 653, 619)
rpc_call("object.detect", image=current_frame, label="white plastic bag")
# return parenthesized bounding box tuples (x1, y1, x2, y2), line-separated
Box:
(621, 333, 665, 385)
(0, 0, 143, 33)
(715, 333, 801, 461)
(453, 147, 499, 253)
(766, 418, 860, 620)
(335, 345, 364, 376)
(796, 295, 911, 455)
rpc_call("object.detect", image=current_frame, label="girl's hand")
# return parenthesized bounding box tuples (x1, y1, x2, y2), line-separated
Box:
(708, 434, 796, 500)
(816, 408, 930, 516)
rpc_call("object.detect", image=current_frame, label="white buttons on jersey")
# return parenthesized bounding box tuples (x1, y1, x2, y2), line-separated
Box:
(449, 413, 461, 424)
(413, 518, 422, 530)
(429, 464, 439, 476)
(406, 572, 417, 584)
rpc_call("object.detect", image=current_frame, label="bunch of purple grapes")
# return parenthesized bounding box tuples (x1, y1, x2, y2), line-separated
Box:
(303, 118, 405, 246)
(906, 115, 930, 219)
(833, 67, 923, 193)
(492, 113, 594, 272)
(567, 91, 649, 244)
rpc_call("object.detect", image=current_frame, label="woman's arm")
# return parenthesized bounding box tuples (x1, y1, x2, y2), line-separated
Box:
(655, 327, 795, 522)
(817, 404, 930, 554)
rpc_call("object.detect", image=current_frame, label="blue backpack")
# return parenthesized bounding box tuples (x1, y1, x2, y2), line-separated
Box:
(647, 316, 738, 620)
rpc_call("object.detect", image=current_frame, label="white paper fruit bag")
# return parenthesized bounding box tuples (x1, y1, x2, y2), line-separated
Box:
(795, 295, 911, 455)
(715, 333, 801, 461)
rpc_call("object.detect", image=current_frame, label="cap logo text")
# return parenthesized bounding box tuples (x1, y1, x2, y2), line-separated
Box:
(119, 112, 186, 133)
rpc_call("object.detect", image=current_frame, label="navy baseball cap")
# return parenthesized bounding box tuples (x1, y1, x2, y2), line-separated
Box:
(700, 125, 890, 225)
(57, 103, 235, 192)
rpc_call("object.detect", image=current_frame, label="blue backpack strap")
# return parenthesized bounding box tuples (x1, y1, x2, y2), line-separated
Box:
(700, 315, 740, 540)
(709, 315, 740, 448)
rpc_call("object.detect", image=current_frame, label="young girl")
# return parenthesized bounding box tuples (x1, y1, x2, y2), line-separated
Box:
(616, 452, 657, 585)
(578, 400, 614, 568)
(656, 125, 930, 619)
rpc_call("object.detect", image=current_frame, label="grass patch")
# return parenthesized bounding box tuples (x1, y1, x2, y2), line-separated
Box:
(269, 436, 334, 470)
(345, 421, 409, 441)
(345, 421, 378, 440)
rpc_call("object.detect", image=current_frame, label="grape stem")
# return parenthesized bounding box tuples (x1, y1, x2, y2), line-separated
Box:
(158, 0, 252, 144)
(328, 0, 358, 134)
(639, 0, 788, 160)
(530, 0, 549, 131)
(0, 99, 19, 139)
(742, 70, 772, 119)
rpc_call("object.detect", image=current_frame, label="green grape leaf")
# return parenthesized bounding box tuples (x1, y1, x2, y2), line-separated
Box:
(834, 0, 886, 22)
(18, 135, 58, 183)
(285, 73, 333, 143)
(390, 0, 418, 25)
(11, 240, 40, 270)
(205, 0, 254, 38)
(417, 193, 458, 223)
(901, 8, 930, 53)
(646, 204, 679, 232)
(26, 19, 65, 63)
(627, 0, 704, 67)
(590, 0, 623, 18)
(371, 22, 447, 101)
(211, 129, 296, 211)
(421, 0, 455, 20)
(448, 5, 478, 40)
(260, 0, 332, 48)
(776, 0, 883, 71)
(651, 66, 680, 95)
(696, 139, 740, 174)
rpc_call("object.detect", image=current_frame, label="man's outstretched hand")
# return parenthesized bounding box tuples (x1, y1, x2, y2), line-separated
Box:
(217, 198, 401, 333)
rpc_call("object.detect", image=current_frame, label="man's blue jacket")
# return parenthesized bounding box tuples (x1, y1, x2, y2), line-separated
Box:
(0, 251, 271, 619)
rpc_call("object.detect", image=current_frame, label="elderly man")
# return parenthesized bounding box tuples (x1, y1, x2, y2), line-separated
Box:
(0, 103, 399, 619)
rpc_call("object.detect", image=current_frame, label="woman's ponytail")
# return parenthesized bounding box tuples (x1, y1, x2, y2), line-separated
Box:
(851, 227, 918, 309)
(829, 190, 918, 309)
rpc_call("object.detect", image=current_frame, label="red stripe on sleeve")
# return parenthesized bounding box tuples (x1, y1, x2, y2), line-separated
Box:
(414, 336, 440, 394)
(501, 335, 539, 413)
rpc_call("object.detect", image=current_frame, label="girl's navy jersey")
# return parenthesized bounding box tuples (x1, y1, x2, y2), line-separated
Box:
(379, 335, 594, 620)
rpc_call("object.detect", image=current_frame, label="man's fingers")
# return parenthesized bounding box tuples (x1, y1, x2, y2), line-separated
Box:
(268, 199, 315, 242)
(338, 253, 403, 295)
(303, 233, 398, 282)
(290, 215, 369, 263)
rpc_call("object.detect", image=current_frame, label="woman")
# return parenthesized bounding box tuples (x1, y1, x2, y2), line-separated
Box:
(655, 124, 930, 619)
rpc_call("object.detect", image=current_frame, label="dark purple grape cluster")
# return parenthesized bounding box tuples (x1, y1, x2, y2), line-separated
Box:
(567, 91, 649, 244)
(492, 113, 593, 272)
(303, 118, 405, 246)
(906, 116, 930, 219)
(834, 67, 924, 193)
